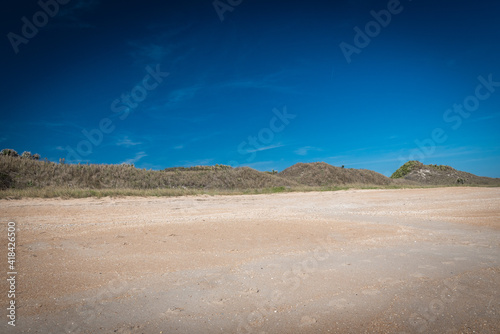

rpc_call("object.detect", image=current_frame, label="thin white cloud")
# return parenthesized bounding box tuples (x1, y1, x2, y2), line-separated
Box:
(294, 146, 322, 156)
(121, 151, 147, 165)
(145, 85, 203, 113)
(167, 85, 202, 104)
(246, 144, 284, 153)
(472, 112, 500, 122)
(116, 136, 142, 147)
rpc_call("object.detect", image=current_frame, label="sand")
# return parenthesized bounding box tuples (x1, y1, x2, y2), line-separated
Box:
(1, 187, 499, 333)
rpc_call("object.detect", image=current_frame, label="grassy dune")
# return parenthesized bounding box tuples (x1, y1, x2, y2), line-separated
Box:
(1, 154, 498, 199)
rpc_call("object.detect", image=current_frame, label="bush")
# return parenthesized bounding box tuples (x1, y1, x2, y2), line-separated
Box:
(1, 149, 19, 157)
(430, 164, 453, 172)
(22, 151, 33, 159)
(390, 161, 423, 179)
(0, 172, 13, 189)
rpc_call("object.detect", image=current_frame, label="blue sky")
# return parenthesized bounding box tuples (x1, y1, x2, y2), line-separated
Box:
(1, 0, 499, 177)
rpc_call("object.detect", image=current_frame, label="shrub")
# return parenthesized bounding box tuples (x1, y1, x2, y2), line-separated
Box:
(0, 172, 13, 189)
(22, 151, 33, 159)
(1, 148, 19, 157)
(429, 164, 453, 172)
(390, 161, 423, 179)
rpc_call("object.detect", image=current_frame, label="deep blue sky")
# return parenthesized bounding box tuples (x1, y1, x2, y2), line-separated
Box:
(1, 0, 499, 177)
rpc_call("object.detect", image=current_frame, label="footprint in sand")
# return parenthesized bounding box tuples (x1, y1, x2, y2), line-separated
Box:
(300, 315, 317, 327)
(163, 307, 184, 316)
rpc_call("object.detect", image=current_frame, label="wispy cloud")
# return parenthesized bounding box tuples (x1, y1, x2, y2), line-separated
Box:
(167, 85, 202, 104)
(472, 112, 500, 122)
(424, 146, 485, 159)
(144, 84, 204, 114)
(116, 136, 142, 147)
(122, 151, 147, 165)
(294, 146, 322, 156)
(246, 144, 284, 153)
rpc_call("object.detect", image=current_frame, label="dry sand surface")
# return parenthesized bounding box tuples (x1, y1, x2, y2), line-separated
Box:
(1, 187, 499, 333)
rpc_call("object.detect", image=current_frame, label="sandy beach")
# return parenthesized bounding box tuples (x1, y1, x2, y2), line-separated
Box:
(1, 187, 499, 333)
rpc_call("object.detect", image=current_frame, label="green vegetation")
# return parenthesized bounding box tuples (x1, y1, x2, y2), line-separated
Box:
(390, 160, 423, 179)
(1, 149, 40, 160)
(390, 160, 499, 186)
(428, 164, 453, 172)
(1, 149, 19, 157)
(1, 149, 498, 199)
(391, 161, 455, 179)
